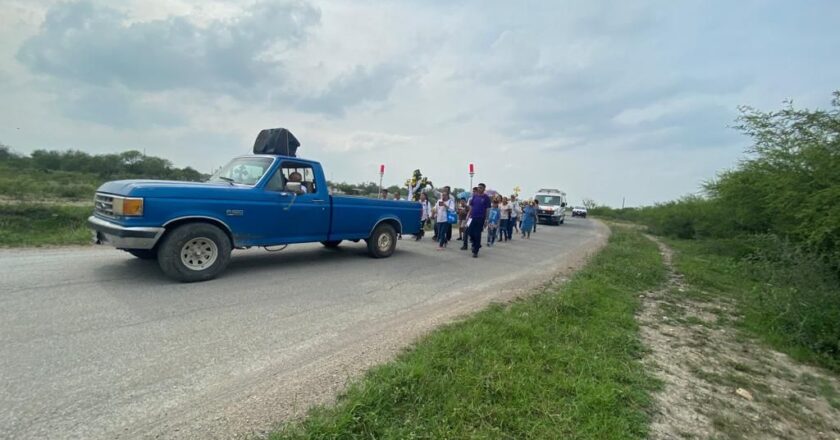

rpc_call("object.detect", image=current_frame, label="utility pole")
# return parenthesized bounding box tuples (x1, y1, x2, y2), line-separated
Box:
(469, 163, 475, 190)
(621, 197, 626, 209)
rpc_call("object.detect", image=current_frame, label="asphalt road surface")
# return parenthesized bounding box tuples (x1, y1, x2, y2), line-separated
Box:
(1, 217, 608, 439)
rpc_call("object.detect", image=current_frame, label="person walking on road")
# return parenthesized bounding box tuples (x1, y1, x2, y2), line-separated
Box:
(521, 201, 536, 239)
(487, 199, 501, 247)
(510, 195, 521, 236)
(416, 192, 431, 241)
(467, 183, 491, 257)
(434, 192, 456, 249)
(499, 196, 512, 242)
(458, 198, 470, 248)
(431, 185, 452, 242)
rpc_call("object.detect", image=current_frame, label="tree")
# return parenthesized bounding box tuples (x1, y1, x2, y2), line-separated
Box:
(707, 91, 840, 261)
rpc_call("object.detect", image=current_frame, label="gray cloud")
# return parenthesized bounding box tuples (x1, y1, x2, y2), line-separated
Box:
(56, 86, 185, 128)
(17, 1, 320, 95)
(15, 1, 410, 122)
(4, 0, 838, 205)
(296, 64, 408, 116)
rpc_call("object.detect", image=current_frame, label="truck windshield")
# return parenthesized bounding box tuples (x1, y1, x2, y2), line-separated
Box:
(209, 157, 274, 186)
(535, 195, 563, 205)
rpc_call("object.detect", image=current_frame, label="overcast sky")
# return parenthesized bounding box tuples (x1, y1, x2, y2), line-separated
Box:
(1, 0, 838, 206)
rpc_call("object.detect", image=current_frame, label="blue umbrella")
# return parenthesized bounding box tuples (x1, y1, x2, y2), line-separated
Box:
(457, 191, 471, 200)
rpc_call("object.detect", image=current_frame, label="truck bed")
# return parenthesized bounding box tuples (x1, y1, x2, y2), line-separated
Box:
(329, 196, 421, 241)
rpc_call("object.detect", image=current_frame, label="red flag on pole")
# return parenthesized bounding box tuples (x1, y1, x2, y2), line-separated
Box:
(380, 164, 385, 174)
(469, 163, 475, 174)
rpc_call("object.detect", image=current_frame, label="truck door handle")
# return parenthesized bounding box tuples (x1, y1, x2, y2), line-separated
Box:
(312, 199, 326, 203)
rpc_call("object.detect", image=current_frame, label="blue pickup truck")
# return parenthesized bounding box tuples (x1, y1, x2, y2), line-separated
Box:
(88, 130, 420, 282)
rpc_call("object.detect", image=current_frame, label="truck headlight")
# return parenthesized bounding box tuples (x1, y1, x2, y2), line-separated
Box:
(113, 197, 144, 216)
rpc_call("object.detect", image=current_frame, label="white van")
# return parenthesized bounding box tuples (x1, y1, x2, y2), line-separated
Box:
(534, 188, 567, 225)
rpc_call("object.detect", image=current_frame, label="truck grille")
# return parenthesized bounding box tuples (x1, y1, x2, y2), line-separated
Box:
(94, 193, 115, 217)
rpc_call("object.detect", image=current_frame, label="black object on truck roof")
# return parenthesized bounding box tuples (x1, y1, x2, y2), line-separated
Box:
(253, 128, 300, 157)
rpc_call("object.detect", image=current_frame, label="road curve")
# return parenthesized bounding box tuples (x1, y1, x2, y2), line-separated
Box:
(0, 217, 608, 439)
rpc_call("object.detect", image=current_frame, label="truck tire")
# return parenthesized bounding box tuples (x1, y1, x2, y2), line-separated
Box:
(321, 240, 342, 248)
(366, 223, 397, 258)
(157, 223, 232, 282)
(126, 249, 157, 260)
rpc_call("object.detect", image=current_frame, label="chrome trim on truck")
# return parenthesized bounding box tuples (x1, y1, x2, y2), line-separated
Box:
(88, 216, 165, 250)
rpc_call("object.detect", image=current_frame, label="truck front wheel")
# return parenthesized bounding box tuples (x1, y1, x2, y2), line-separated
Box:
(366, 223, 396, 258)
(157, 223, 232, 282)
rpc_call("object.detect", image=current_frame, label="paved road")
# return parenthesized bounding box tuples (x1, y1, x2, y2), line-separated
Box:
(0, 217, 608, 439)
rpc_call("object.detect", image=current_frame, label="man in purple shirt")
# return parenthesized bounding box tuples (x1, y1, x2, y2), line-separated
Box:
(467, 183, 491, 257)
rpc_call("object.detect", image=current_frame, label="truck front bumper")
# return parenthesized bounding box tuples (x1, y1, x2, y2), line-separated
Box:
(88, 216, 165, 250)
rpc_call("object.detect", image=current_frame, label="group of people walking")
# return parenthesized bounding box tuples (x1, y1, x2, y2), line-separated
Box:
(409, 184, 540, 258)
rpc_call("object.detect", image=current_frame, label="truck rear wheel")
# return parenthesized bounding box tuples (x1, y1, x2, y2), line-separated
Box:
(366, 223, 396, 258)
(157, 223, 232, 282)
(321, 240, 342, 248)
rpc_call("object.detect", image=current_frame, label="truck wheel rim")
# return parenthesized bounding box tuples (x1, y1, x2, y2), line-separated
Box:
(377, 233, 392, 252)
(181, 237, 218, 271)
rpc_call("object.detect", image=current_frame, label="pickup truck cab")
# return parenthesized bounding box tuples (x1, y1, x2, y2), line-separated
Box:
(88, 154, 421, 282)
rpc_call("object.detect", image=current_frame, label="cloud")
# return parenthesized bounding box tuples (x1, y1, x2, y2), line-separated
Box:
(336, 131, 412, 152)
(15, 1, 412, 122)
(296, 64, 409, 116)
(3, 0, 839, 206)
(57, 86, 185, 128)
(17, 1, 320, 95)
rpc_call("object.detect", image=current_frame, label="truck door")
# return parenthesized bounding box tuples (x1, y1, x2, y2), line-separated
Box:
(263, 161, 330, 243)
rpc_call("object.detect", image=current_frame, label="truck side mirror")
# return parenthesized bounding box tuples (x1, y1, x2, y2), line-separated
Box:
(285, 182, 302, 193)
(561, 202, 567, 207)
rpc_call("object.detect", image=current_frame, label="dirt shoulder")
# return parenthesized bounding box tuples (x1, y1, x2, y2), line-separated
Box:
(640, 234, 840, 439)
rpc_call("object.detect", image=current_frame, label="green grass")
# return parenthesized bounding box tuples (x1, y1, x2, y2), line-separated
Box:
(665, 238, 840, 373)
(271, 227, 666, 439)
(0, 203, 92, 246)
(0, 164, 101, 201)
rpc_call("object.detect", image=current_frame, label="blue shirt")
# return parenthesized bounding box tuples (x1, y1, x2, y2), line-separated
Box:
(488, 207, 501, 225)
(523, 206, 536, 217)
(468, 193, 491, 219)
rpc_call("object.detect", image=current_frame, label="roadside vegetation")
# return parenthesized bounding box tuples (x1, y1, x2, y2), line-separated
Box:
(272, 227, 664, 439)
(592, 92, 840, 372)
(668, 237, 840, 373)
(0, 146, 209, 246)
(0, 204, 91, 246)
(0, 146, 206, 201)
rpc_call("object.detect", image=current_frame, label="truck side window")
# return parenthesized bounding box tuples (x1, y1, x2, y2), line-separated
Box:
(278, 162, 317, 194)
(266, 171, 285, 191)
